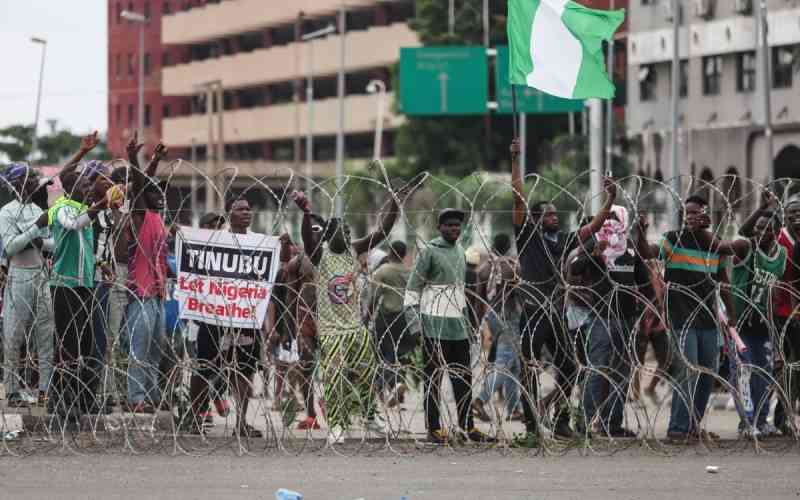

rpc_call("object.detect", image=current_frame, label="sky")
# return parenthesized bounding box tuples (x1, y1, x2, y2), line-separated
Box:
(0, 1, 107, 135)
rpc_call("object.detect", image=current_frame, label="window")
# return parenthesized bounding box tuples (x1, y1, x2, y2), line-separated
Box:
(128, 104, 134, 126)
(144, 104, 151, 127)
(115, 53, 121, 77)
(162, 51, 171, 67)
(702, 55, 722, 95)
(143, 1, 150, 19)
(679, 60, 689, 97)
(639, 64, 656, 101)
(127, 53, 134, 76)
(736, 51, 756, 92)
(163, 1, 171, 14)
(163, 104, 172, 118)
(144, 53, 151, 76)
(773, 46, 795, 89)
(116, 104, 121, 125)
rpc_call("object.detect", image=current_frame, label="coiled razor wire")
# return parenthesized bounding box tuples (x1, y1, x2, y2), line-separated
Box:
(0, 157, 798, 458)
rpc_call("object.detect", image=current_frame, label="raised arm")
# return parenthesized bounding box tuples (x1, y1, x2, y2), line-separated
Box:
(634, 214, 660, 260)
(352, 181, 423, 255)
(292, 190, 322, 266)
(510, 139, 526, 227)
(59, 131, 100, 180)
(577, 177, 617, 243)
(739, 190, 776, 238)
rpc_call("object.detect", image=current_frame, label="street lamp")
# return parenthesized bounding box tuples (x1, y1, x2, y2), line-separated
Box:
(301, 23, 336, 189)
(121, 9, 146, 162)
(366, 80, 386, 161)
(30, 36, 47, 164)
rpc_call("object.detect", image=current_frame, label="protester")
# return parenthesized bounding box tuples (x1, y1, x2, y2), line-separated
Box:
(405, 208, 494, 444)
(370, 240, 415, 408)
(730, 212, 787, 437)
(0, 164, 55, 407)
(292, 185, 411, 445)
(124, 134, 169, 413)
(637, 194, 740, 442)
(473, 234, 522, 422)
(283, 227, 322, 431)
(509, 138, 617, 442)
(41, 155, 116, 423)
(565, 206, 653, 437)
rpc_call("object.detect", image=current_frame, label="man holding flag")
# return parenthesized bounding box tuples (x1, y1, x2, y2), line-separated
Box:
(506, 0, 624, 443)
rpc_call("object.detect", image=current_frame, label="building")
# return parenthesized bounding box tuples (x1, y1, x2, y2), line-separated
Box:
(627, 0, 800, 215)
(155, 0, 416, 213)
(107, 0, 180, 157)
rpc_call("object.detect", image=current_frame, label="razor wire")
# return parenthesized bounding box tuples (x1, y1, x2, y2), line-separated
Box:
(0, 154, 798, 458)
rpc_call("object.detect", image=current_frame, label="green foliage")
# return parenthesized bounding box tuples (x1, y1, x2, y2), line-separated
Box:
(0, 122, 109, 165)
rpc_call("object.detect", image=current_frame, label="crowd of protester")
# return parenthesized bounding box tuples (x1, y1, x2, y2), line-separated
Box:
(0, 132, 798, 446)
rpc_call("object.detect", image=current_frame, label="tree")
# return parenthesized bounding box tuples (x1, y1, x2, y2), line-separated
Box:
(0, 121, 109, 165)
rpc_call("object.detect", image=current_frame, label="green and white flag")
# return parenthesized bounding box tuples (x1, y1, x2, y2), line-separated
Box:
(508, 0, 625, 99)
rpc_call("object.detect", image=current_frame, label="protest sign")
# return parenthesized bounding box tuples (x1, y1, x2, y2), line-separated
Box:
(174, 228, 281, 329)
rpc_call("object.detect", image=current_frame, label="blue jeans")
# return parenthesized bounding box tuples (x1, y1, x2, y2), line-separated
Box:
(126, 297, 164, 405)
(478, 343, 521, 414)
(581, 315, 630, 432)
(667, 327, 719, 434)
(741, 328, 772, 428)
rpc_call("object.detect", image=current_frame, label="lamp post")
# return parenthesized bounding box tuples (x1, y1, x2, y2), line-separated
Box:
(301, 23, 336, 190)
(120, 9, 146, 163)
(29, 36, 47, 164)
(366, 80, 386, 161)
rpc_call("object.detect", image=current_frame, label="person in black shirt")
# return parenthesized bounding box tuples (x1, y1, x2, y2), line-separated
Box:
(510, 139, 617, 440)
(565, 207, 653, 438)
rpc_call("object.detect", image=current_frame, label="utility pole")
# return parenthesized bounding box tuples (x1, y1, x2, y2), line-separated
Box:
(757, 0, 774, 181)
(669, 0, 681, 227)
(605, 0, 615, 175)
(335, 3, 346, 217)
(30, 37, 47, 164)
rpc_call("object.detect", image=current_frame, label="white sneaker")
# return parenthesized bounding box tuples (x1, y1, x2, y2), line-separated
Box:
(758, 423, 779, 437)
(327, 425, 345, 445)
(364, 419, 386, 436)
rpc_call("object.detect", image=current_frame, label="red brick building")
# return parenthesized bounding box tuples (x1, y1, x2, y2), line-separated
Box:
(107, 0, 184, 157)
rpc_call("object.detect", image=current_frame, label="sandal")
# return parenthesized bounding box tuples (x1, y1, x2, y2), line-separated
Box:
(234, 423, 263, 438)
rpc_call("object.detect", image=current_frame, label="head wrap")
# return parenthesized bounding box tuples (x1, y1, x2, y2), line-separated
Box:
(2, 162, 32, 184)
(367, 249, 388, 273)
(82, 160, 109, 182)
(595, 205, 629, 264)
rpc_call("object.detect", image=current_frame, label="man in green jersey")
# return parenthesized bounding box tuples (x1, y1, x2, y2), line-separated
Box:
(730, 213, 787, 436)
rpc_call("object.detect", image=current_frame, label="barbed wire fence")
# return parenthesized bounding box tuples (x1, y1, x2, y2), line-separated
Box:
(0, 158, 798, 457)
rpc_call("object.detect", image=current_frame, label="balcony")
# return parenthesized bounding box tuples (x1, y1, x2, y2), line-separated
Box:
(162, 92, 403, 146)
(163, 23, 418, 96)
(163, 0, 378, 46)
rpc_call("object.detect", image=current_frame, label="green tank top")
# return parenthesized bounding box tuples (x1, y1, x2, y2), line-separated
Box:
(731, 243, 786, 324)
(316, 244, 361, 335)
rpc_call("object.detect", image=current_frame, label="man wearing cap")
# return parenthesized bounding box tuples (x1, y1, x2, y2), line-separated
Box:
(0, 163, 56, 407)
(124, 133, 170, 413)
(405, 208, 494, 444)
(509, 138, 617, 442)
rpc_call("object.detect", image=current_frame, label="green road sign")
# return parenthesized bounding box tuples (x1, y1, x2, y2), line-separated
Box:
(399, 47, 488, 115)
(495, 46, 584, 114)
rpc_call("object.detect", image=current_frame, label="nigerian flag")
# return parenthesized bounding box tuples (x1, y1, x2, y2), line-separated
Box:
(508, 0, 625, 99)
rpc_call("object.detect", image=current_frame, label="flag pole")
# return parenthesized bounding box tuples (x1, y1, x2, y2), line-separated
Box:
(512, 84, 519, 138)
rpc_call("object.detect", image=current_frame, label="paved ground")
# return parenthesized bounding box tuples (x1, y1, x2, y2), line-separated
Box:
(2, 450, 799, 500)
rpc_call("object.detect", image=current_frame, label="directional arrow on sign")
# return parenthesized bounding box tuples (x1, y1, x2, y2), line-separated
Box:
(438, 72, 449, 113)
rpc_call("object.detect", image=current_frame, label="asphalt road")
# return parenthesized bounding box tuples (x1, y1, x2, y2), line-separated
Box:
(2, 449, 799, 500)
